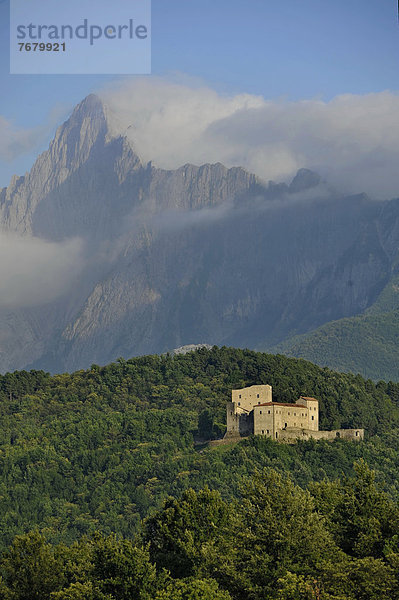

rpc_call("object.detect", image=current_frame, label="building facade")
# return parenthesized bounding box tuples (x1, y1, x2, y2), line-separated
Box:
(226, 385, 364, 442)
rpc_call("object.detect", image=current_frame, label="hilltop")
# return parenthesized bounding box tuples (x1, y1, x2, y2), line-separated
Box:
(0, 346, 399, 549)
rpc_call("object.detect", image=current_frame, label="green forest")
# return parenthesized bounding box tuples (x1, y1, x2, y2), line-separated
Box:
(1, 347, 399, 598)
(272, 309, 399, 382)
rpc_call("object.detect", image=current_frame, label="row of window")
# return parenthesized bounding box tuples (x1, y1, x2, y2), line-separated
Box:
(261, 430, 279, 439)
(234, 407, 316, 421)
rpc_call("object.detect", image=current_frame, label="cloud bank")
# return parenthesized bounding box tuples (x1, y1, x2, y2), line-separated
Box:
(0, 234, 83, 308)
(102, 79, 399, 199)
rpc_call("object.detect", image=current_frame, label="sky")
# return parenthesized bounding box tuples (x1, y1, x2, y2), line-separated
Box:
(1, 0, 399, 195)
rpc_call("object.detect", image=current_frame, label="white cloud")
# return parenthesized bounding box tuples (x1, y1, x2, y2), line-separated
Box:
(101, 79, 399, 199)
(101, 77, 264, 167)
(0, 234, 83, 308)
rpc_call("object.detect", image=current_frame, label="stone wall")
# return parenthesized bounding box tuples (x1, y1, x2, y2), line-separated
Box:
(226, 402, 239, 435)
(226, 401, 253, 436)
(298, 397, 319, 431)
(253, 402, 310, 438)
(231, 385, 272, 414)
(277, 428, 364, 442)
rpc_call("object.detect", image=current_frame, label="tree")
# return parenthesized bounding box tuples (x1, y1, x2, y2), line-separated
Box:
(91, 534, 160, 600)
(143, 487, 231, 578)
(0, 531, 64, 600)
(154, 578, 232, 600)
(50, 581, 112, 600)
(312, 461, 399, 558)
(226, 469, 340, 600)
(320, 556, 398, 600)
(197, 409, 214, 440)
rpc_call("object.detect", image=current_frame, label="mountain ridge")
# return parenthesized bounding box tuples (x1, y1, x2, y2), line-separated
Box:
(0, 94, 398, 375)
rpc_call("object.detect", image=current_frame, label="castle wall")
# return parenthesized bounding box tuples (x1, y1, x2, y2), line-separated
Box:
(253, 403, 309, 438)
(277, 428, 364, 442)
(239, 411, 254, 436)
(297, 397, 319, 431)
(226, 384, 363, 444)
(226, 402, 240, 435)
(253, 405, 274, 437)
(275, 404, 309, 432)
(226, 401, 254, 437)
(231, 385, 272, 414)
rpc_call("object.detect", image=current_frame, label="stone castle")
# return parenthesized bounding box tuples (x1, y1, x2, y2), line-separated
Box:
(225, 385, 364, 442)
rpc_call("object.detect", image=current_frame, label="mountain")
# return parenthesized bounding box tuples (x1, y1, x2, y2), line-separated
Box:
(270, 270, 399, 381)
(2, 94, 399, 374)
(272, 309, 399, 382)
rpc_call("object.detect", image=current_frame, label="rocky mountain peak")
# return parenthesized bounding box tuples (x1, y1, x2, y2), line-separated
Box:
(0, 93, 136, 235)
(50, 93, 110, 167)
(72, 93, 105, 117)
(289, 168, 322, 193)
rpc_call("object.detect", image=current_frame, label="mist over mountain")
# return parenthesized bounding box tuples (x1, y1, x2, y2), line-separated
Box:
(1, 94, 399, 375)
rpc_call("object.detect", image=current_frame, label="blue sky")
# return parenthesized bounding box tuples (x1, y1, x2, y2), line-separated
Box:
(1, 0, 399, 188)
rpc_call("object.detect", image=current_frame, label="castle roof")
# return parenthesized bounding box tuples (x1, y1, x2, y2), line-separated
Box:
(299, 397, 319, 402)
(255, 402, 307, 409)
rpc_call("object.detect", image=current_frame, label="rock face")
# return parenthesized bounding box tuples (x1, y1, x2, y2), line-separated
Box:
(0, 94, 399, 373)
(171, 344, 213, 356)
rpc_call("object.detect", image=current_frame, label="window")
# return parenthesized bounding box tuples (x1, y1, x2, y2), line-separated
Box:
(258, 401, 261, 404)
(276, 432, 278, 438)
(238, 402, 241, 406)
(268, 410, 271, 414)
(267, 429, 269, 434)
(230, 411, 233, 415)
(239, 394, 241, 399)
(311, 416, 314, 420)
(257, 394, 259, 398)
(294, 412, 296, 416)
(259, 410, 262, 414)
(356, 431, 359, 437)
(288, 412, 290, 415)
(294, 422, 296, 426)
(262, 429, 264, 434)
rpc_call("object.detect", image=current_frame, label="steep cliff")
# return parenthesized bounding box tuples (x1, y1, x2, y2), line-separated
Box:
(0, 94, 397, 374)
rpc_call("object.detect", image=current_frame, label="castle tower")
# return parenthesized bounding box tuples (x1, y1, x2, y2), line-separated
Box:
(227, 385, 272, 437)
(297, 397, 319, 431)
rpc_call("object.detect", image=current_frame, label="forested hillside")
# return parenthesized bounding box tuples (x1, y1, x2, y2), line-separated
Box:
(1, 347, 399, 597)
(272, 309, 399, 381)
(0, 346, 399, 549)
(1, 464, 399, 599)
